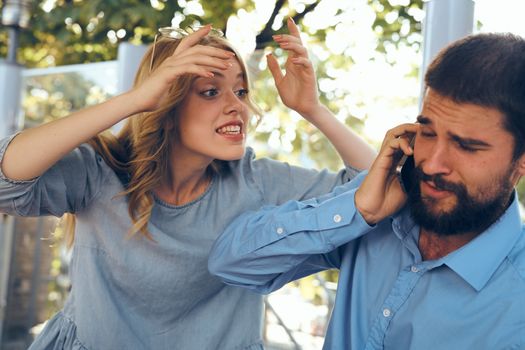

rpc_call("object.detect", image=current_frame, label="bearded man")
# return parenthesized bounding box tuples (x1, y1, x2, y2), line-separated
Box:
(209, 32, 525, 350)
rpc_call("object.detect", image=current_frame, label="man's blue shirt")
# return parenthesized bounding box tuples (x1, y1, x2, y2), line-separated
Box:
(209, 173, 525, 349)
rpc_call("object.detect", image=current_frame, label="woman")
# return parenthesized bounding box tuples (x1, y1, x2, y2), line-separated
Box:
(0, 19, 375, 349)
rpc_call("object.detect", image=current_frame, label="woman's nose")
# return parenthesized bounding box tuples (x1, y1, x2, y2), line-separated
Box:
(223, 91, 244, 114)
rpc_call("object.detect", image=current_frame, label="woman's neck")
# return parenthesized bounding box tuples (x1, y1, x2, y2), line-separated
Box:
(154, 154, 213, 206)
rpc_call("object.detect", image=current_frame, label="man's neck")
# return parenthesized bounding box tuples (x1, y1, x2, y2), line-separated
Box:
(418, 229, 480, 261)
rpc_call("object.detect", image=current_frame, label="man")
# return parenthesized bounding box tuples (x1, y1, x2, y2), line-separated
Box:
(208, 32, 525, 349)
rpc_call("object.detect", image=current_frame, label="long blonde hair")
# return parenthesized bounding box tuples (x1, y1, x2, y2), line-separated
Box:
(63, 33, 260, 246)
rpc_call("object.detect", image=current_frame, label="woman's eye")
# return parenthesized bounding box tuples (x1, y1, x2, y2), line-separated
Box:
(235, 89, 248, 98)
(200, 89, 219, 97)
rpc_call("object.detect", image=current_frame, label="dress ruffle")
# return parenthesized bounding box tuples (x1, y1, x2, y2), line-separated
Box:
(28, 312, 87, 350)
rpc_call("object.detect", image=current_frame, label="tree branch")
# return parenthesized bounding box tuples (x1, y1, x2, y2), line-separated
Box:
(255, 0, 321, 50)
(292, 2, 320, 24)
(255, 0, 286, 50)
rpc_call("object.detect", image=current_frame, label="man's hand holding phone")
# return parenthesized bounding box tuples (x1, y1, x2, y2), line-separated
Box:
(355, 123, 419, 225)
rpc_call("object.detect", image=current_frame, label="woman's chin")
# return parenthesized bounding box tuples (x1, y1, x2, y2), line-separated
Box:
(215, 147, 246, 161)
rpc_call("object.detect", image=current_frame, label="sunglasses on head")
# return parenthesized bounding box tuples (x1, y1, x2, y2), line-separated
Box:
(149, 26, 224, 72)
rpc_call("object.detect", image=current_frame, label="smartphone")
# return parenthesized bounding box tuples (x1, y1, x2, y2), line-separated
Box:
(395, 136, 415, 193)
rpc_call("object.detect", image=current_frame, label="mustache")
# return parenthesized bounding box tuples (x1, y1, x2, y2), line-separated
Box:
(412, 166, 465, 193)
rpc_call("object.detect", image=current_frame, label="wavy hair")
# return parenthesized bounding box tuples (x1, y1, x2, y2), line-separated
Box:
(62, 33, 261, 246)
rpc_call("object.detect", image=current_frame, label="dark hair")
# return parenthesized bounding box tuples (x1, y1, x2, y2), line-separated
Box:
(425, 33, 525, 160)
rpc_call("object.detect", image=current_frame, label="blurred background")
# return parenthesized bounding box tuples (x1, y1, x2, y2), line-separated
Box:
(0, 0, 524, 349)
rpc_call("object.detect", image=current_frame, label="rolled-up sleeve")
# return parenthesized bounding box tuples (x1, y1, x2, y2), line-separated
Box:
(0, 134, 111, 217)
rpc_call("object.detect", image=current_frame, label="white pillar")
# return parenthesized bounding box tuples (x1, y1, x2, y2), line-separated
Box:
(0, 215, 15, 345)
(0, 60, 22, 137)
(116, 42, 148, 94)
(0, 60, 22, 345)
(419, 0, 475, 106)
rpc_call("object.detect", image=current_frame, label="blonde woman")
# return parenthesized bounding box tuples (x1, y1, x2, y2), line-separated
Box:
(0, 19, 375, 349)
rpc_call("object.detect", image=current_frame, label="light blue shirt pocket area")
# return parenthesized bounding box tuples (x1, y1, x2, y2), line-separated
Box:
(209, 173, 525, 350)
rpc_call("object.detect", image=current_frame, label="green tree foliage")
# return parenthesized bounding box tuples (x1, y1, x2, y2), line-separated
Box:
(370, 0, 423, 56)
(23, 71, 113, 127)
(0, 1, 422, 66)
(2, 0, 183, 66)
(0, 0, 265, 67)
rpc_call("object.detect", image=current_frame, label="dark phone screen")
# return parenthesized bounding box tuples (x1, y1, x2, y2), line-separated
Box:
(400, 155, 415, 193)
(395, 134, 416, 194)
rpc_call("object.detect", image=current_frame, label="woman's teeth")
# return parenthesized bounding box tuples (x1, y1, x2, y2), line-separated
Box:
(217, 125, 241, 134)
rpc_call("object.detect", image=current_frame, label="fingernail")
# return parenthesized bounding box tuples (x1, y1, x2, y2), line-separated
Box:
(273, 35, 281, 40)
(289, 17, 295, 23)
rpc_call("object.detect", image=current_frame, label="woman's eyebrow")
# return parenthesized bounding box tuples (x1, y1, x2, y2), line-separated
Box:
(208, 71, 244, 80)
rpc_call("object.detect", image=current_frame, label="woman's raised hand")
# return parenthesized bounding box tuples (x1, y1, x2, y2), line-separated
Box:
(131, 25, 235, 112)
(267, 17, 320, 118)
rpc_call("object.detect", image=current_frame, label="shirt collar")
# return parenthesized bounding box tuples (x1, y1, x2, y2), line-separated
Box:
(393, 192, 523, 292)
(391, 206, 421, 259)
(442, 193, 523, 291)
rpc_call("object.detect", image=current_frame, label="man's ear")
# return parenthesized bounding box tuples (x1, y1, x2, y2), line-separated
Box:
(509, 153, 525, 186)
(518, 153, 525, 176)
(514, 153, 525, 184)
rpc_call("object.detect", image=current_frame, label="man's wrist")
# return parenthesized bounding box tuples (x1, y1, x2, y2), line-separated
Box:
(354, 190, 378, 225)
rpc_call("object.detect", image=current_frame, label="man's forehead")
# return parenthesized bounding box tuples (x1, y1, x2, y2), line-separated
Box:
(420, 89, 506, 131)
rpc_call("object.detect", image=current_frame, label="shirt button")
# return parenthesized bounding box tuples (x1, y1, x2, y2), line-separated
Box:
(276, 227, 284, 235)
(383, 308, 391, 318)
(333, 214, 342, 223)
(411, 266, 419, 273)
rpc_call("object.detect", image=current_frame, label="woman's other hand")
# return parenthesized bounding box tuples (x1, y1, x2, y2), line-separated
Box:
(267, 17, 320, 119)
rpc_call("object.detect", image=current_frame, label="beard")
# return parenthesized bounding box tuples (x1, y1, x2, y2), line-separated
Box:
(406, 165, 514, 236)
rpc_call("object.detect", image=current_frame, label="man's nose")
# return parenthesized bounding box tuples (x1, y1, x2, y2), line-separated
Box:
(420, 141, 452, 176)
